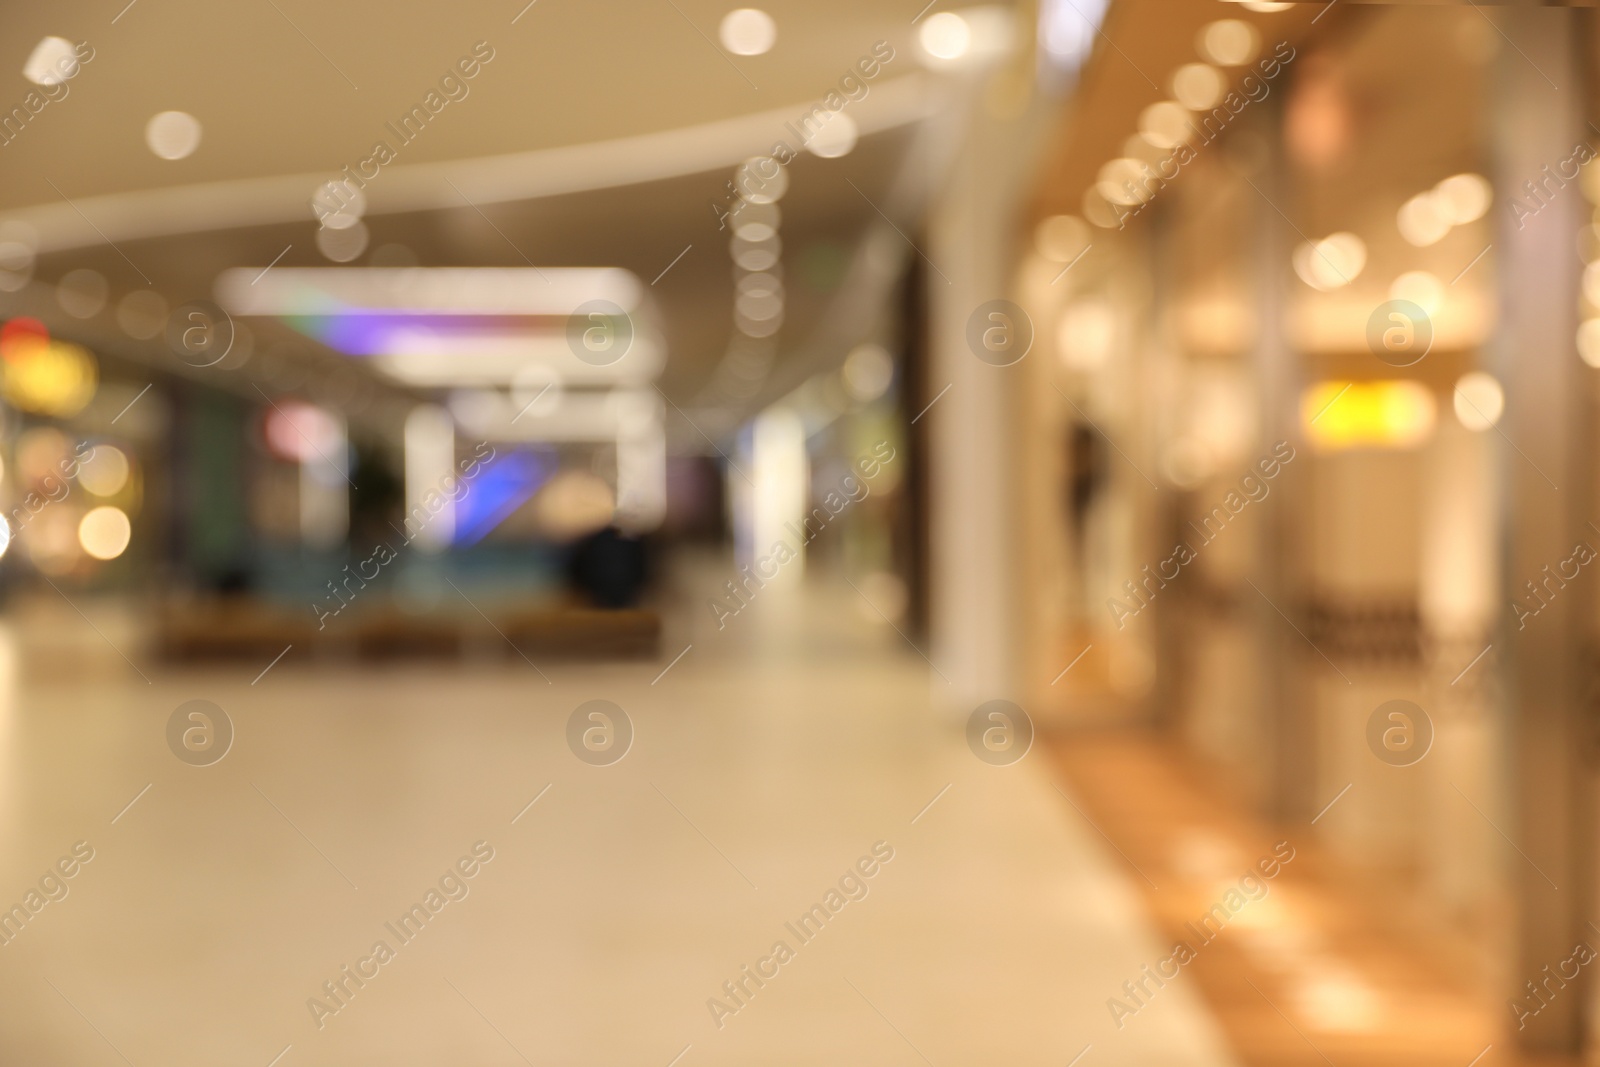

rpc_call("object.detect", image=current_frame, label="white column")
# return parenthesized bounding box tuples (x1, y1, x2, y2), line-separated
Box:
(404, 404, 456, 552)
(925, 95, 1028, 717)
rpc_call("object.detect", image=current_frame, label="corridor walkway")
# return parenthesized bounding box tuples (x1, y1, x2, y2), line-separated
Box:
(0, 580, 1238, 1066)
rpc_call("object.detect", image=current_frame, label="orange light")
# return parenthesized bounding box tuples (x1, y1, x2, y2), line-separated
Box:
(0, 317, 48, 360)
(2, 338, 96, 416)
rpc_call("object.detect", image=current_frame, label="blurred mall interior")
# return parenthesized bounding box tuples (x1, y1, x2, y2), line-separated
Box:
(1, 0, 1599, 1064)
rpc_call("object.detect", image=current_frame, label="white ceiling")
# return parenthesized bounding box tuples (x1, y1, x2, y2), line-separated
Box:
(0, 0, 984, 432)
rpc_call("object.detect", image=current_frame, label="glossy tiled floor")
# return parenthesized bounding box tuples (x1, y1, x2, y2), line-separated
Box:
(0, 580, 1236, 1067)
(1050, 731, 1580, 1067)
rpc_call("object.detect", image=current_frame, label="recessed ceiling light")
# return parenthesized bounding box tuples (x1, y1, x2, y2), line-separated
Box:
(1171, 63, 1224, 111)
(1198, 19, 1259, 66)
(1396, 192, 1450, 247)
(0, 226, 36, 293)
(1081, 187, 1121, 229)
(919, 12, 971, 61)
(735, 156, 787, 204)
(145, 111, 202, 160)
(732, 200, 779, 240)
(23, 37, 80, 86)
(719, 8, 776, 56)
(1139, 101, 1194, 149)
(1035, 215, 1089, 263)
(57, 269, 108, 319)
(1433, 173, 1491, 225)
(731, 235, 780, 272)
(313, 179, 366, 230)
(1097, 158, 1152, 206)
(316, 220, 369, 263)
(806, 113, 858, 158)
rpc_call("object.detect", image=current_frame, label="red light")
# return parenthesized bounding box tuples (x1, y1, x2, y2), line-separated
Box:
(0, 317, 48, 361)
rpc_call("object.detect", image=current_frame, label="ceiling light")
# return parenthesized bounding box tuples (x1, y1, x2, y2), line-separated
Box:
(1319, 232, 1367, 285)
(315, 220, 369, 262)
(1584, 160, 1600, 204)
(920, 12, 971, 60)
(0, 245, 33, 292)
(1291, 246, 1322, 289)
(735, 156, 787, 204)
(1121, 133, 1166, 166)
(79, 506, 131, 561)
(1039, 0, 1102, 69)
(1035, 215, 1090, 262)
(732, 200, 779, 236)
(736, 277, 782, 312)
(314, 179, 366, 230)
(806, 113, 858, 158)
(1293, 233, 1365, 290)
(0, 222, 34, 293)
(218, 267, 648, 317)
(736, 271, 783, 295)
(1397, 192, 1450, 247)
(736, 289, 783, 321)
(1578, 320, 1600, 367)
(23, 37, 81, 86)
(57, 269, 108, 319)
(732, 239, 780, 272)
(1098, 158, 1153, 205)
(1453, 371, 1504, 430)
(1582, 262, 1600, 306)
(1081, 186, 1121, 229)
(1579, 225, 1600, 264)
(1388, 270, 1443, 314)
(145, 111, 202, 160)
(736, 306, 782, 336)
(1139, 101, 1194, 149)
(1171, 63, 1224, 110)
(1198, 19, 1259, 66)
(1433, 173, 1492, 225)
(719, 8, 776, 56)
(734, 222, 776, 243)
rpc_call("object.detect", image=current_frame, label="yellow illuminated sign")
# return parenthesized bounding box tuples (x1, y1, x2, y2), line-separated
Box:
(3, 337, 97, 417)
(1301, 380, 1436, 451)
